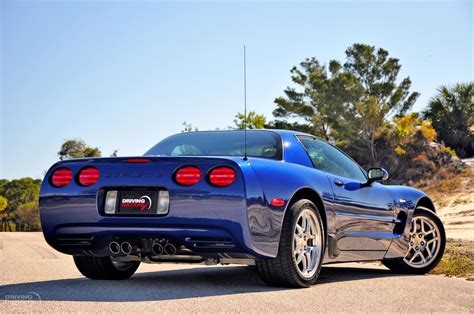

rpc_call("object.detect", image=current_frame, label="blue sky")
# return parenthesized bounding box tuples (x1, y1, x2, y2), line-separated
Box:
(1, 0, 472, 180)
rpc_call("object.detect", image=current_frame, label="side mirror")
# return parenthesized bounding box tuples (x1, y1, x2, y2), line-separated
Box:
(367, 167, 389, 184)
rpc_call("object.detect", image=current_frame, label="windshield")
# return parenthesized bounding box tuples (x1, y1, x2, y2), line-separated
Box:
(145, 131, 282, 160)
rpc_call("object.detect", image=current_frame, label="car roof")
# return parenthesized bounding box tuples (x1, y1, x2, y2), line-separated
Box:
(184, 129, 311, 136)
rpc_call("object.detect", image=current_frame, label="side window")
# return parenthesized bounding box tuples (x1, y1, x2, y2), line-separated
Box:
(299, 137, 367, 182)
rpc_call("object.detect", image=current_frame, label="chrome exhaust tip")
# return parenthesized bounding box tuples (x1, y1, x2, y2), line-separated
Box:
(152, 243, 164, 255)
(108, 241, 121, 255)
(120, 242, 132, 255)
(164, 243, 177, 255)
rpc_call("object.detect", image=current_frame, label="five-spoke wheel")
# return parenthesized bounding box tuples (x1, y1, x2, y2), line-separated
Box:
(256, 199, 325, 287)
(383, 207, 445, 274)
(403, 215, 442, 268)
(293, 209, 322, 279)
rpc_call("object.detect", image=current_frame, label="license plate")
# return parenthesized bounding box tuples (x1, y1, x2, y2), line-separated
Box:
(117, 190, 158, 215)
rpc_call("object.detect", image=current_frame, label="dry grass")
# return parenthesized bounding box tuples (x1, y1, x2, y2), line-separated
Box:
(452, 197, 470, 206)
(414, 177, 462, 204)
(469, 172, 474, 187)
(413, 167, 472, 207)
(431, 241, 474, 280)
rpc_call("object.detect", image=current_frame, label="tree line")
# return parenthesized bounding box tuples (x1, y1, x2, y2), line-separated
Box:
(232, 44, 472, 184)
(1, 43, 472, 231)
(0, 178, 41, 231)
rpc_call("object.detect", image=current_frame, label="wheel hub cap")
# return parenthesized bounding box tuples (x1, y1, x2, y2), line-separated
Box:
(403, 215, 441, 268)
(292, 209, 323, 279)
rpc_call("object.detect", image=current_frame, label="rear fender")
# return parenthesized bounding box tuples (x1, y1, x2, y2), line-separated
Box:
(244, 158, 335, 257)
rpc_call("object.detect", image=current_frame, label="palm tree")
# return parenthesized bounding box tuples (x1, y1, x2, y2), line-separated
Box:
(424, 83, 474, 158)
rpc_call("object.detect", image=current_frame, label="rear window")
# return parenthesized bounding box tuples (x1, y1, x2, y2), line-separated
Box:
(145, 131, 282, 160)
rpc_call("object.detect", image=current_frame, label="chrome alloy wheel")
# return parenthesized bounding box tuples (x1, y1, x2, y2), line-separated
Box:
(403, 215, 441, 268)
(292, 209, 323, 279)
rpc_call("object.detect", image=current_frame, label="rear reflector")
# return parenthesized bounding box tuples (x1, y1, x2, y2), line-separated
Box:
(270, 198, 286, 207)
(175, 166, 201, 186)
(51, 168, 73, 187)
(78, 167, 100, 186)
(208, 167, 236, 187)
(126, 158, 150, 163)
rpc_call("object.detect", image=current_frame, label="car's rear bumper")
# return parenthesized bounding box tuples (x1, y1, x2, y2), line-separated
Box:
(49, 224, 249, 257)
(40, 189, 270, 258)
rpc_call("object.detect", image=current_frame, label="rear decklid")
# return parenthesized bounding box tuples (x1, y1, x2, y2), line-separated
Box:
(42, 156, 245, 191)
(41, 156, 247, 218)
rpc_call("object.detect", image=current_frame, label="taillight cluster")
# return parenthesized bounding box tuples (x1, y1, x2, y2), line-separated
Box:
(174, 166, 236, 187)
(51, 168, 73, 187)
(208, 167, 236, 187)
(175, 166, 201, 186)
(50, 167, 100, 187)
(78, 167, 100, 186)
(50, 165, 235, 188)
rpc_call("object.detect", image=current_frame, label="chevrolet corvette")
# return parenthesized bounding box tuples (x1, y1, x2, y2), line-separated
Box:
(39, 130, 445, 287)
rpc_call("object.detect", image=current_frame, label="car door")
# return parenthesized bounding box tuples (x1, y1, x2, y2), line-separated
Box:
(297, 136, 396, 251)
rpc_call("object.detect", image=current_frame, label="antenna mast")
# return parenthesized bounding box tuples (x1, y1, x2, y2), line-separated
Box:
(243, 45, 248, 161)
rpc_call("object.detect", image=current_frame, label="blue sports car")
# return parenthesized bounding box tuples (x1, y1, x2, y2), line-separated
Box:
(39, 130, 445, 287)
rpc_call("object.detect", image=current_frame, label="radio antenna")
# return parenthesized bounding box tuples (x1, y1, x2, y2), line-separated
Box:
(243, 45, 248, 161)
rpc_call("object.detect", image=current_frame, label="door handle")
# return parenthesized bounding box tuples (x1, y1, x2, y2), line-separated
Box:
(334, 179, 344, 187)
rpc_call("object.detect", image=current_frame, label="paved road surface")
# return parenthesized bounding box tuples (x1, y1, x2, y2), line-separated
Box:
(1, 233, 473, 312)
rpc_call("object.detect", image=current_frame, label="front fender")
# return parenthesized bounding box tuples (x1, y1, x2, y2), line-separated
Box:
(383, 185, 434, 260)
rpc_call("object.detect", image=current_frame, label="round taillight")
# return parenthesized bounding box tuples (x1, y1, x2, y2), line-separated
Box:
(208, 167, 236, 187)
(51, 168, 73, 187)
(78, 167, 100, 186)
(175, 166, 201, 186)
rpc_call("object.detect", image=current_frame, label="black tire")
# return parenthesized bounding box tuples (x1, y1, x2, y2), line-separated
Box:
(73, 255, 140, 280)
(256, 199, 325, 288)
(383, 208, 445, 274)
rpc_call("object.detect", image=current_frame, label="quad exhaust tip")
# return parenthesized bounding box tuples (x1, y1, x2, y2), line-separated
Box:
(120, 241, 132, 255)
(164, 243, 177, 255)
(109, 240, 175, 256)
(108, 241, 121, 255)
(152, 243, 164, 255)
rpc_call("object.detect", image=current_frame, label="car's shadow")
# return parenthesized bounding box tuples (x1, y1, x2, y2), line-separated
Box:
(0, 265, 403, 302)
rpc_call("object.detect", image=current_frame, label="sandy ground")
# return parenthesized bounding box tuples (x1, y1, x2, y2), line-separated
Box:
(1, 232, 473, 312)
(436, 175, 474, 241)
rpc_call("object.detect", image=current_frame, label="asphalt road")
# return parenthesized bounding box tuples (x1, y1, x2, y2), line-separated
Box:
(1, 233, 473, 312)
